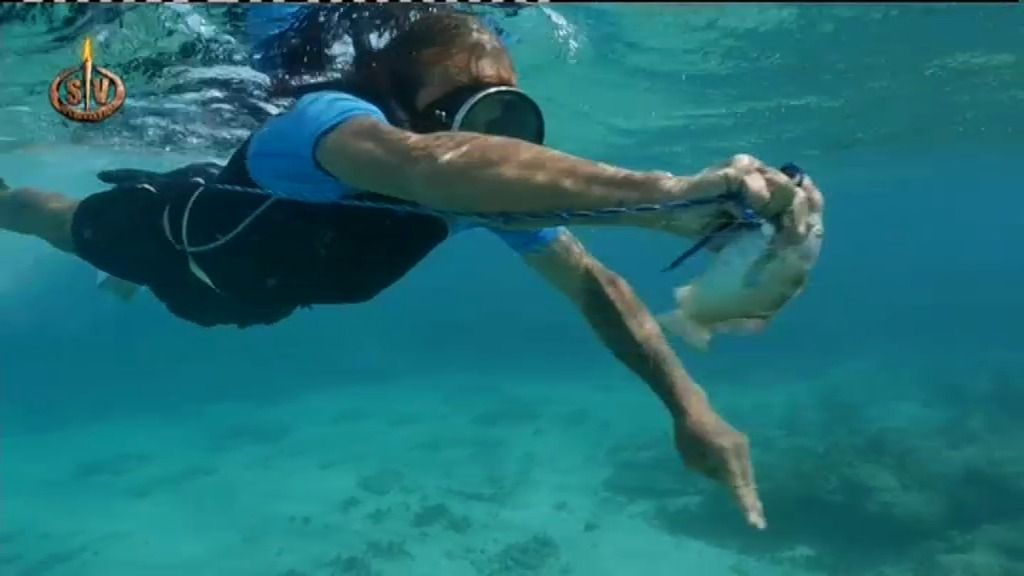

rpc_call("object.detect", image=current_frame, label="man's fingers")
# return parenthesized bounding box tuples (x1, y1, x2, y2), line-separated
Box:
(800, 175, 825, 214)
(688, 458, 766, 530)
(713, 156, 822, 225)
(762, 170, 801, 217)
(726, 154, 763, 172)
(725, 434, 766, 530)
(729, 460, 765, 529)
(780, 190, 811, 241)
(736, 482, 766, 530)
(736, 168, 801, 223)
(738, 171, 771, 213)
(756, 170, 815, 241)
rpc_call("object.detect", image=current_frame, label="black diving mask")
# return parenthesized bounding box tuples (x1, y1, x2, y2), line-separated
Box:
(412, 85, 545, 145)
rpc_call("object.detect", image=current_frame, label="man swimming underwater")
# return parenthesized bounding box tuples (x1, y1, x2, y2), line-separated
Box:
(0, 8, 826, 530)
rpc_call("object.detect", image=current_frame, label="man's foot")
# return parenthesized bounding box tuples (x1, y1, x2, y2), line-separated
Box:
(0, 184, 79, 253)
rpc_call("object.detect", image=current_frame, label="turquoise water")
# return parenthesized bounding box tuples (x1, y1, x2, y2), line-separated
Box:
(2, 5, 1023, 576)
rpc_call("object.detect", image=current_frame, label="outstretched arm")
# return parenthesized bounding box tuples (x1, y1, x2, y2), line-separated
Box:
(318, 114, 812, 240)
(523, 229, 766, 529)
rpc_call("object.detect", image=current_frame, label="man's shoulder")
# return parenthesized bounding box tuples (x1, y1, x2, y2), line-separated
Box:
(246, 89, 387, 201)
(290, 91, 385, 118)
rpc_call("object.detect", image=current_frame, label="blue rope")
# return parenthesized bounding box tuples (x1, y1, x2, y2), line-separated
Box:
(206, 182, 759, 228)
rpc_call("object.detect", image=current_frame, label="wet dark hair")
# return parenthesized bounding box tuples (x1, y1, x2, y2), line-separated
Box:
(261, 6, 518, 129)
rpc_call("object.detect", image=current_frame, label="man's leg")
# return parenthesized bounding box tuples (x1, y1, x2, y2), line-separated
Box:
(0, 182, 147, 300)
(0, 183, 79, 254)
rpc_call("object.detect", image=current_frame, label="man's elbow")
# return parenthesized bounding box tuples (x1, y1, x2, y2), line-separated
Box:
(585, 265, 630, 304)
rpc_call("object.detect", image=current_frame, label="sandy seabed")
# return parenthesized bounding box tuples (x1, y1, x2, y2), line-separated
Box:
(3, 373, 817, 576)
(5, 355, 1024, 576)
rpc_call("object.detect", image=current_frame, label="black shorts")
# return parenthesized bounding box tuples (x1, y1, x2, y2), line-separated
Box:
(71, 179, 449, 328)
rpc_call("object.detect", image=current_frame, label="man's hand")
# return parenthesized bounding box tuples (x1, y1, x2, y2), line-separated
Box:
(675, 411, 766, 530)
(690, 154, 824, 244)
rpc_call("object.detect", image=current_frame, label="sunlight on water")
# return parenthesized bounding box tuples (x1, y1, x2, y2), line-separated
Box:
(1, 5, 1022, 576)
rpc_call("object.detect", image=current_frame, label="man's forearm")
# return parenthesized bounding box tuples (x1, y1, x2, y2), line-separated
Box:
(577, 262, 713, 421)
(406, 131, 697, 212)
(526, 232, 716, 421)
(320, 119, 731, 226)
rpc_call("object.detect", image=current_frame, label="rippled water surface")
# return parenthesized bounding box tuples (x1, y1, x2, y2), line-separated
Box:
(1, 5, 1019, 157)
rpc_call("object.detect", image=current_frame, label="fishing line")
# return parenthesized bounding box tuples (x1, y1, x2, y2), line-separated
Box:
(202, 182, 756, 226)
